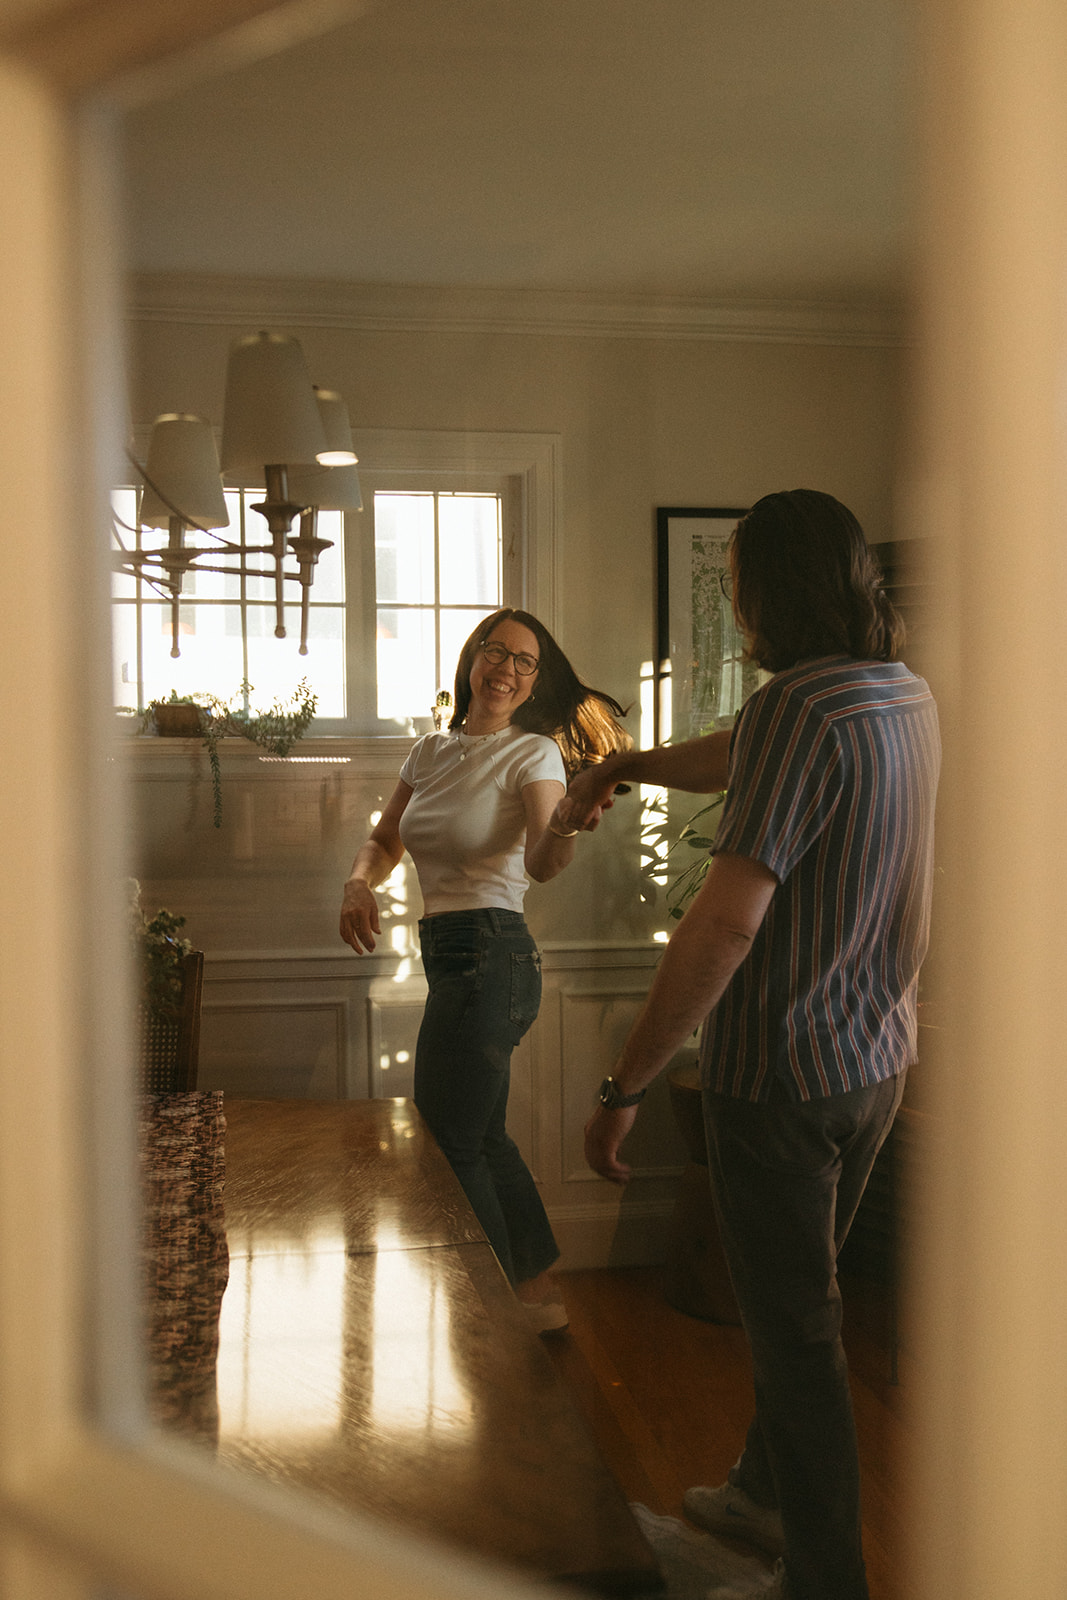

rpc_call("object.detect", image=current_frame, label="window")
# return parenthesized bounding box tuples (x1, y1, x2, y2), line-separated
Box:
(112, 429, 559, 735)
(373, 489, 503, 725)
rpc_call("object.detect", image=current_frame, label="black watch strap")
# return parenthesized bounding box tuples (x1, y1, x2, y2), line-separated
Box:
(599, 1075, 647, 1110)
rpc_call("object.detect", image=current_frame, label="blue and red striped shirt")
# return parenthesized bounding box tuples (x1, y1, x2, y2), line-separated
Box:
(700, 655, 940, 1102)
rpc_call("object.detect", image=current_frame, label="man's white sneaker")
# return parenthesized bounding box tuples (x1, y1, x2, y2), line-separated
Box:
(706, 1558, 789, 1598)
(683, 1482, 785, 1558)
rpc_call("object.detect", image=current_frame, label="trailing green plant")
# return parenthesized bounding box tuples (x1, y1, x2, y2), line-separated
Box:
(143, 679, 317, 827)
(127, 879, 192, 1024)
(211, 678, 318, 756)
(664, 791, 726, 920)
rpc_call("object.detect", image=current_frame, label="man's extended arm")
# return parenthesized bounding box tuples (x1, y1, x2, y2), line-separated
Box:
(583, 850, 777, 1183)
(559, 729, 732, 831)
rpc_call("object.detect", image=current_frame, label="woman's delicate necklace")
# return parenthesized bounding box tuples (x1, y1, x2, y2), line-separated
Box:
(456, 719, 509, 760)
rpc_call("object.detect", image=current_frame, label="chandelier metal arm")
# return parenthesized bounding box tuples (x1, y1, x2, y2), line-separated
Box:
(253, 464, 306, 640)
(290, 506, 335, 655)
(115, 553, 337, 586)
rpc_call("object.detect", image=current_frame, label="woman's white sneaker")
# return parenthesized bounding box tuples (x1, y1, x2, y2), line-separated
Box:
(707, 1559, 789, 1598)
(683, 1482, 785, 1557)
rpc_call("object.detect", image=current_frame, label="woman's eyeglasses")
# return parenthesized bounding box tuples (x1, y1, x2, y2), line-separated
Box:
(481, 641, 539, 676)
(718, 570, 733, 601)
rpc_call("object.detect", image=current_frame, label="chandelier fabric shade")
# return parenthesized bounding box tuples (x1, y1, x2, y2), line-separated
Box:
(139, 413, 229, 530)
(220, 331, 328, 482)
(311, 388, 359, 468)
(286, 389, 363, 512)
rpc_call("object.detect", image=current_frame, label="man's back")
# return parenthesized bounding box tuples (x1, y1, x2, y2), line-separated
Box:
(702, 655, 941, 1103)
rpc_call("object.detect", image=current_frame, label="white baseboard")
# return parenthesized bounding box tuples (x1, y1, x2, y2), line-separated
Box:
(549, 1200, 676, 1271)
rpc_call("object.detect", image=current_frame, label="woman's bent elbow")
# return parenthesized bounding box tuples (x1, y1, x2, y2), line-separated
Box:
(526, 859, 563, 884)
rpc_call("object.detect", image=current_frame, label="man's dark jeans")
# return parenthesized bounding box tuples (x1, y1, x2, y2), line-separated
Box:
(414, 908, 559, 1286)
(704, 1071, 906, 1600)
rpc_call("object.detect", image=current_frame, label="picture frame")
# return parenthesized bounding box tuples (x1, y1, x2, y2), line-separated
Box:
(655, 506, 760, 745)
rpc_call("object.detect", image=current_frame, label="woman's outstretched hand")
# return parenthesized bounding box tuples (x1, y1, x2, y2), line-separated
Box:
(557, 759, 623, 833)
(339, 882, 381, 953)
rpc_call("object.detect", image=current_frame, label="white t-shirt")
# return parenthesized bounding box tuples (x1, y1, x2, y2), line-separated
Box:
(399, 725, 566, 915)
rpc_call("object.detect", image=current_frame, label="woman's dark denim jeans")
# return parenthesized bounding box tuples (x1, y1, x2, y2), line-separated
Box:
(414, 908, 559, 1286)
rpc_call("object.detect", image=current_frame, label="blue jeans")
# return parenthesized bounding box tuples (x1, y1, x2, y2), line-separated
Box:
(703, 1071, 906, 1600)
(413, 908, 559, 1286)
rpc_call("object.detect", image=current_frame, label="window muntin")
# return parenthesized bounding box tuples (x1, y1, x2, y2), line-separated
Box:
(374, 490, 502, 723)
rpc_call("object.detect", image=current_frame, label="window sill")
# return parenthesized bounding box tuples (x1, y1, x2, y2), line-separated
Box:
(117, 731, 417, 778)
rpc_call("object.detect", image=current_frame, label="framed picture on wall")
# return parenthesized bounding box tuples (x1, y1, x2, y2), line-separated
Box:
(655, 506, 761, 745)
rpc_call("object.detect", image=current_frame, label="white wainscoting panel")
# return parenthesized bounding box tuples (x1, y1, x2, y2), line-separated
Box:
(198, 998, 349, 1099)
(556, 983, 689, 1184)
(366, 988, 425, 1100)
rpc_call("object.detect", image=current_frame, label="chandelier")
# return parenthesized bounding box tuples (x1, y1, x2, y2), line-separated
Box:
(113, 330, 362, 658)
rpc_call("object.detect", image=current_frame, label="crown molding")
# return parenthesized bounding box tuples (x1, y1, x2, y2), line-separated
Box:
(127, 271, 906, 349)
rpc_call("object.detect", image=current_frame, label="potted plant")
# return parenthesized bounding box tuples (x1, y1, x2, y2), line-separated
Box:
(134, 897, 193, 1024)
(127, 879, 203, 1093)
(148, 698, 203, 738)
(143, 679, 318, 827)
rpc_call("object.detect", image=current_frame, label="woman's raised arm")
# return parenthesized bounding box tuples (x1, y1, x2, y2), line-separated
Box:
(522, 779, 580, 883)
(558, 728, 733, 831)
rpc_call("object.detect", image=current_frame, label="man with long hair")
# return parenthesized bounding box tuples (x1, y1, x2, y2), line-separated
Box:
(562, 490, 940, 1600)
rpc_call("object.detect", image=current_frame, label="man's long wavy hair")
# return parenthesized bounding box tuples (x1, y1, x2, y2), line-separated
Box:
(731, 490, 905, 673)
(449, 608, 631, 777)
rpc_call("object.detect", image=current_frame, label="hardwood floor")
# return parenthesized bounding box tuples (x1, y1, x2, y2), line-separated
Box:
(545, 1266, 907, 1600)
(145, 1099, 661, 1592)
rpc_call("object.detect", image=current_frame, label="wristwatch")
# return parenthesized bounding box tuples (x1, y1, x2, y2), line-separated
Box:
(598, 1075, 647, 1110)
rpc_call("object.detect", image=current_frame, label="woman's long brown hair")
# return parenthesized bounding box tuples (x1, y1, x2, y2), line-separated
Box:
(449, 608, 631, 776)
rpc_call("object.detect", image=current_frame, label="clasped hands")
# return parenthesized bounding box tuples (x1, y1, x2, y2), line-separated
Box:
(554, 757, 624, 835)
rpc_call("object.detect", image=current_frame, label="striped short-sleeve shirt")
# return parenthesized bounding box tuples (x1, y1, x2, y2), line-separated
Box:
(700, 655, 940, 1103)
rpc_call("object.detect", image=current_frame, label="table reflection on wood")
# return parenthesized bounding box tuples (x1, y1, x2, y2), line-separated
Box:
(144, 1095, 661, 1595)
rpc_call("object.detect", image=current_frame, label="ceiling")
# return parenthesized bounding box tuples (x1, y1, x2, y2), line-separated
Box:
(121, 0, 912, 305)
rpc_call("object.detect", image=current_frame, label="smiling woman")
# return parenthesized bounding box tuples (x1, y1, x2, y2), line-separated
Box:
(339, 607, 629, 1323)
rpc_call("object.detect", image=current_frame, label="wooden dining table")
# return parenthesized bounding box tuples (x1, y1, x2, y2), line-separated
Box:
(142, 1094, 662, 1595)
